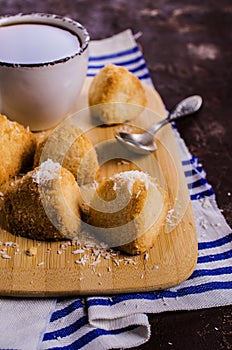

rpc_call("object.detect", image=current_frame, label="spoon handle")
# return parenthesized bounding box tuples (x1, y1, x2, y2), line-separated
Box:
(148, 118, 169, 135)
(168, 95, 203, 121)
(148, 95, 203, 136)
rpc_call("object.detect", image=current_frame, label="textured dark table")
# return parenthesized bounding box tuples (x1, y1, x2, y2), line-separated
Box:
(0, 1, 231, 349)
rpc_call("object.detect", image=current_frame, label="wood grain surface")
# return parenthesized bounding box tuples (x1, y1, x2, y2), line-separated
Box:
(0, 78, 197, 297)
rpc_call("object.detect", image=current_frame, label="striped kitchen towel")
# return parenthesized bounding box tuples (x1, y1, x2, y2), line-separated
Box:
(0, 29, 231, 350)
(41, 30, 232, 350)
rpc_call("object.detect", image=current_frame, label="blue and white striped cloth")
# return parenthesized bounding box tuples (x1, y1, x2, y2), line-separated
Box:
(0, 29, 231, 350)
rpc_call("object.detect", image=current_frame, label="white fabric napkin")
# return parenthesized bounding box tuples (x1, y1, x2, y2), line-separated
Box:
(0, 29, 231, 350)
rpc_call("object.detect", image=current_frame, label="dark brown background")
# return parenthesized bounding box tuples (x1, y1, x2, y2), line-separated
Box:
(0, 1, 231, 349)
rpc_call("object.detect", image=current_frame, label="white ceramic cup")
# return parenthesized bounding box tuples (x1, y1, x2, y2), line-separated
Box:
(0, 13, 90, 131)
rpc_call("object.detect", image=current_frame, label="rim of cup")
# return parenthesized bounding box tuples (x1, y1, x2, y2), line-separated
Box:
(0, 12, 90, 68)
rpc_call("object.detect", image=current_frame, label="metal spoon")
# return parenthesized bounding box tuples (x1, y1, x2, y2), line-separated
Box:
(115, 95, 203, 154)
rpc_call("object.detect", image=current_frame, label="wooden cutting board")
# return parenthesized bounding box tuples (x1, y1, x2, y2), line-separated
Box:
(0, 78, 198, 297)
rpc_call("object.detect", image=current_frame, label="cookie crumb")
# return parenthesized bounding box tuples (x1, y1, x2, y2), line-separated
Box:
(26, 247, 37, 256)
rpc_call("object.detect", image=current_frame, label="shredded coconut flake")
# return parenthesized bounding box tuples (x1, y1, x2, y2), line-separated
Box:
(166, 208, 177, 227)
(2, 253, 11, 259)
(144, 253, 149, 261)
(4, 241, 15, 247)
(200, 197, 211, 209)
(72, 249, 85, 255)
(111, 170, 152, 194)
(32, 159, 62, 185)
(200, 218, 208, 230)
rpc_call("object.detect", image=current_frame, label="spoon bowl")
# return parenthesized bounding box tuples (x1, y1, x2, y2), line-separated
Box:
(115, 95, 203, 154)
(115, 130, 158, 154)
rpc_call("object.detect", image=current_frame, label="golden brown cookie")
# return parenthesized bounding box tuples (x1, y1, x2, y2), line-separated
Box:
(33, 124, 99, 186)
(3, 159, 81, 240)
(82, 170, 168, 254)
(0, 114, 36, 185)
(88, 64, 147, 124)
